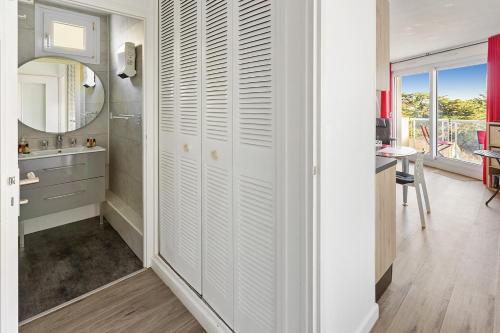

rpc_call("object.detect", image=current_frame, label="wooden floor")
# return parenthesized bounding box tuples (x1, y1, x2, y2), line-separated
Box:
(20, 270, 204, 333)
(372, 166, 500, 333)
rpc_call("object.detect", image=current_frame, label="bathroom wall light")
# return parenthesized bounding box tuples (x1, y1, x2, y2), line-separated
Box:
(117, 42, 137, 79)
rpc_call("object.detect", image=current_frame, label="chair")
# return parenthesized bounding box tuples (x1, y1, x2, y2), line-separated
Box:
(396, 152, 430, 228)
(376, 118, 396, 145)
(477, 130, 486, 149)
(420, 125, 452, 153)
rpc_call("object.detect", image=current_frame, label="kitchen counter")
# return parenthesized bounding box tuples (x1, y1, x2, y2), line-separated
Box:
(376, 156, 397, 173)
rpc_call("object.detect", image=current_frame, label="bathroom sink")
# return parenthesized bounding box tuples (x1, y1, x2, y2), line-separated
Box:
(19, 146, 106, 160)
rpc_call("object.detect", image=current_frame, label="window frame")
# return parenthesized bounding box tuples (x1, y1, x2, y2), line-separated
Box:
(35, 4, 100, 64)
(392, 53, 487, 179)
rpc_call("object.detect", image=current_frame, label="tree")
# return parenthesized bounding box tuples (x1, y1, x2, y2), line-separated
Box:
(401, 93, 486, 120)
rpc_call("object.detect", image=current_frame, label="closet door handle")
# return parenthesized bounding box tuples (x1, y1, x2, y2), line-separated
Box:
(211, 150, 219, 161)
(183, 144, 191, 152)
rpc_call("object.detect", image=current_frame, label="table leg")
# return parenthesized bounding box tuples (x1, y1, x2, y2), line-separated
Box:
(486, 187, 500, 206)
(486, 159, 500, 206)
(402, 156, 409, 206)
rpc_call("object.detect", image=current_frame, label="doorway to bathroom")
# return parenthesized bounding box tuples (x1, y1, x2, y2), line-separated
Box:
(16, 1, 147, 325)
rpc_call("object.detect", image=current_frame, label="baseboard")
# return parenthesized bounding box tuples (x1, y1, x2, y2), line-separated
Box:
(22, 204, 100, 234)
(355, 303, 379, 333)
(103, 201, 143, 261)
(151, 257, 231, 333)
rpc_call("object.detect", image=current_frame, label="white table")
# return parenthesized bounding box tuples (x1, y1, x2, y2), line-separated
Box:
(376, 146, 417, 205)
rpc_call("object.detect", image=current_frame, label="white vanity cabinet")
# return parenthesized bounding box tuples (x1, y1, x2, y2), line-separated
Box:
(19, 148, 106, 220)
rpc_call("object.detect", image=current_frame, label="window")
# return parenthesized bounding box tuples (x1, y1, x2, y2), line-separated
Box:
(394, 58, 487, 178)
(436, 64, 487, 164)
(400, 72, 431, 153)
(52, 22, 86, 50)
(35, 4, 100, 64)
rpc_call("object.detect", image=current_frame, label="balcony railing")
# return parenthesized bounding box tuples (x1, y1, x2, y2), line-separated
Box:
(402, 117, 486, 164)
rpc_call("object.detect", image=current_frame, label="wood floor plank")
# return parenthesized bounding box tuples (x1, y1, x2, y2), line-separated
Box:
(372, 166, 500, 333)
(20, 270, 205, 333)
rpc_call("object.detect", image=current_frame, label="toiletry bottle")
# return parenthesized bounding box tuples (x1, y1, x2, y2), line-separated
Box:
(18, 137, 26, 154)
(23, 143, 31, 154)
(92, 138, 96, 147)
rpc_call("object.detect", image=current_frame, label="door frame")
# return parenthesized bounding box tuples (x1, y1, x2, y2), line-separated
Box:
(1, 0, 158, 331)
(1, 0, 20, 332)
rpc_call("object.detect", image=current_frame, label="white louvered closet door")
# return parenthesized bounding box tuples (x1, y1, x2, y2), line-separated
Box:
(159, 0, 203, 294)
(201, 0, 234, 327)
(233, 1, 278, 332)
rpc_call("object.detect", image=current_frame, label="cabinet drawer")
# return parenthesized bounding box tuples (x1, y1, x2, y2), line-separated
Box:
(20, 177, 105, 220)
(489, 125, 500, 148)
(19, 152, 105, 189)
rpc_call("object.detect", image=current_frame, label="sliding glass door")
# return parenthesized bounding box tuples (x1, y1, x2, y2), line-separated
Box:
(394, 62, 487, 176)
(436, 64, 487, 164)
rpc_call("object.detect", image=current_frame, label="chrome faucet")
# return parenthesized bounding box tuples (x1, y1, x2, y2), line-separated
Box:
(40, 139, 49, 150)
(56, 134, 63, 149)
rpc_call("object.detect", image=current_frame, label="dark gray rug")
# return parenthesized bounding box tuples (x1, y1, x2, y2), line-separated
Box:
(19, 217, 143, 321)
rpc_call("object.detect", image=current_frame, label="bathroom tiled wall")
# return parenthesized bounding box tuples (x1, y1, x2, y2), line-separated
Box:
(108, 15, 144, 217)
(18, 3, 109, 152)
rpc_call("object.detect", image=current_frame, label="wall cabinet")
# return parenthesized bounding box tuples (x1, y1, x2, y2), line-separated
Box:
(376, 0, 390, 90)
(159, 0, 277, 332)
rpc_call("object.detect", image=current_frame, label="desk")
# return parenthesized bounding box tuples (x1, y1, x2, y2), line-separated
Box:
(376, 146, 417, 205)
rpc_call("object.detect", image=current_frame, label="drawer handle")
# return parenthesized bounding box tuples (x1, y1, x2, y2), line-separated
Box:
(44, 190, 86, 201)
(42, 163, 86, 172)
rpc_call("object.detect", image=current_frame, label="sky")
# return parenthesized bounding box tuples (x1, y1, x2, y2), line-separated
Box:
(402, 63, 487, 100)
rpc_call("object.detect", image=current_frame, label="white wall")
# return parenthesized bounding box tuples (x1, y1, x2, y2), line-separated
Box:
(319, 0, 378, 332)
(0, 0, 19, 332)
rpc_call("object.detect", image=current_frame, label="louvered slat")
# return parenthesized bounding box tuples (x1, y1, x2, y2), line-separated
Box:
(159, 0, 202, 295)
(204, 0, 230, 142)
(237, 0, 273, 148)
(159, 0, 175, 133)
(159, 0, 176, 265)
(234, 1, 277, 332)
(180, 0, 201, 136)
(159, 151, 176, 258)
(201, 0, 234, 326)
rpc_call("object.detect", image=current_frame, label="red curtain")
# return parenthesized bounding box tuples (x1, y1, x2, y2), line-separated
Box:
(380, 64, 393, 119)
(484, 35, 500, 184)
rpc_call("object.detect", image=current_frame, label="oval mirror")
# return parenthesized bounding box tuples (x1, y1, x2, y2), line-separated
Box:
(18, 57, 105, 133)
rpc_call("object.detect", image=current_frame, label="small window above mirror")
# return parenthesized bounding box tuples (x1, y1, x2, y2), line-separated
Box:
(52, 22, 86, 50)
(35, 4, 100, 64)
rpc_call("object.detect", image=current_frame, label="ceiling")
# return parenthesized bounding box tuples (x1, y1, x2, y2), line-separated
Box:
(390, 0, 500, 61)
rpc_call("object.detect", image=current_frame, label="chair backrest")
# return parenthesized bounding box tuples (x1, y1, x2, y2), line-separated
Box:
(420, 125, 430, 144)
(477, 130, 486, 145)
(376, 118, 392, 145)
(414, 152, 425, 184)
